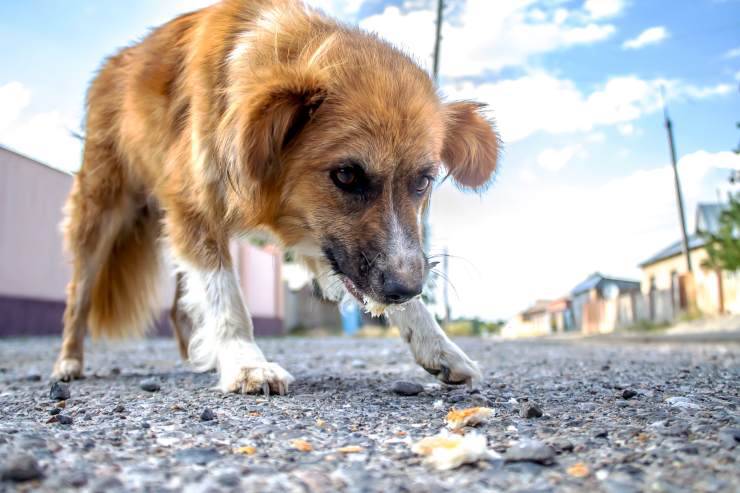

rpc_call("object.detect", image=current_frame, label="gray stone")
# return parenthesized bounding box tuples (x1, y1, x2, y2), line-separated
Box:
(139, 379, 161, 392)
(200, 408, 216, 421)
(505, 439, 555, 464)
(174, 447, 221, 465)
(622, 389, 638, 399)
(391, 381, 424, 396)
(1, 452, 43, 482)
(49, 381, 70, 401)
(520, 401, 543, 418)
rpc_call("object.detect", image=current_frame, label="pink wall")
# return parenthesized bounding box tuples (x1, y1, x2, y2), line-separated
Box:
(235, 243, 283, 319)
(0, 146, 72, 301)
(1, 145, 283, 335)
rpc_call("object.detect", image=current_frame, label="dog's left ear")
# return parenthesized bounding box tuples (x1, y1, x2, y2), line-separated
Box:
(441, 101, 500, 190)
(229, 66, 326, 183)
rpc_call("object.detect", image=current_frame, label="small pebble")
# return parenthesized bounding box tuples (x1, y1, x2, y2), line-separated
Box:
(520, 401, 543, 418)
(391, 381, 423, 396)
(49, 381, 71, 401)
(1, 453, 43, 482)
(505, 439, 555, 464)
(49, 407, 61, 416)
(140, 379, 161, 392)
(200, 408, 216, 421)
(57, 415, 73, 425)
(112, 404, 125, 413)
(622, 389, 638, 400)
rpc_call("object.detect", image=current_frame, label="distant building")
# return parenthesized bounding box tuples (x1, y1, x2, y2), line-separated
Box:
(571, 272, 641, 334)
(547, 297, 574, 333)
(0, 145, 285, 337)
(639, 203, 739, 317)
(502, 299, 553, 338)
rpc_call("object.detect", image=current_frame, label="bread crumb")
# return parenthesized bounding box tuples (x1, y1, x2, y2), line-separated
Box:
(446, 407, 495, 430)
(412, 431, 499, 471)
(291, 439, 313, 452)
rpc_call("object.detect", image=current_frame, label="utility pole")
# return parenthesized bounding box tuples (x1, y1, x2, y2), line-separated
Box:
(432, 0, 444, 81)
(661, 86, 693, 273)
(423, 0, 444, 253)
(422, 0, 445, 307)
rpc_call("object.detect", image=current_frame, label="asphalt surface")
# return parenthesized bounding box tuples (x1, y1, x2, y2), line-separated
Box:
(0, 336, 738, 492)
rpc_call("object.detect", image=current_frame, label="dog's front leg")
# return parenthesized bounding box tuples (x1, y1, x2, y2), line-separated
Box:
(178, 259, 293, 395)
(387, 299, 482, 387)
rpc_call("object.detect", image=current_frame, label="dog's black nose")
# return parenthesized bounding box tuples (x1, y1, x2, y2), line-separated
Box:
(382, 277, 422, 304)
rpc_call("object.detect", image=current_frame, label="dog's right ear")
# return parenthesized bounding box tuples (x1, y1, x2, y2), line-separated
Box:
(223, 66, 326, 183)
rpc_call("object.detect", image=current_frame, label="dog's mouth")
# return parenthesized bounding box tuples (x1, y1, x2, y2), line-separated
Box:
(340, 275, 365, 302)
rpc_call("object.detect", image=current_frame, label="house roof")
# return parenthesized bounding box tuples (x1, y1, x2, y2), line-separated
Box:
(571, 272, 640, 296)
(0, 144, 74, 177)
(639, 234, 706, 268)
(639, 203, 727, 268)
(521, 299, 552, 316)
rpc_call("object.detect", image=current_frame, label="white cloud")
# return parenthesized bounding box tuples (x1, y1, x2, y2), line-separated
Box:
(443, 73, 733, 143)
(723, 46, 740, 59)
(360, 0, 617, 77)
(617, 123, 635, 136)
(584, 0, 626, 19)
(306, 0, 364, 19)
(0, 81, 82, 172)
(0, 82, 32, 133)
(537, 144, 583, 171)
(430, 150, 740, 320)
(622, 26, 669, 50)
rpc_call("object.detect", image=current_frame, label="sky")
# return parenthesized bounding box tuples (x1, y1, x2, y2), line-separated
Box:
(1, 0, 739, 320)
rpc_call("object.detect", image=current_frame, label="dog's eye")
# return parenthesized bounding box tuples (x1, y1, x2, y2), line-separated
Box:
(414, 175, 432, 195)
(330, 164, 367, 194)
(335, 168, 356, 186)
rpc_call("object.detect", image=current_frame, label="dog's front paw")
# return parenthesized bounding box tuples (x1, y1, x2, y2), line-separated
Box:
(418, 340, 482, 387)
(222, 362, 294, 395)
(51, 357, 83, 382)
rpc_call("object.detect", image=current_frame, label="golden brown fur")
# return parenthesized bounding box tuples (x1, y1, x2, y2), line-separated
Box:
(52, 0, 499, 383)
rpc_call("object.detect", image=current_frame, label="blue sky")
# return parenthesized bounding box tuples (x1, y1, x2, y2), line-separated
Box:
(1, 0, 739, 320)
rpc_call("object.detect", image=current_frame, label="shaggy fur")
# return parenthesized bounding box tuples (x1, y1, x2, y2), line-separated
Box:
(52, 0, 499, 394)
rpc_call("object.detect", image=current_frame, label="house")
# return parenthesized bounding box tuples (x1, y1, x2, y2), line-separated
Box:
(547, 297, 574, 333)
(501, 299, 553, 338)
(570, 272, 641, 334)
(0, 145, 285, 337)
(639, 203, 739, 317)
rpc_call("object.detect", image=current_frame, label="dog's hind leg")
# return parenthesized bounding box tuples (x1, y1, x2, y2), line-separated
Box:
(52, 130, 163, 381)
(170, 271, 193, 361)
(52, 143, 141, 381)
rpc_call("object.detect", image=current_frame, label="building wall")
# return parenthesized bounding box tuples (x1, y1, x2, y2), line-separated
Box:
(0, 147, 72, 301)
(641, 248, 738, 315)
(0, 147, 286, 337)
(501, 312, 552, 338)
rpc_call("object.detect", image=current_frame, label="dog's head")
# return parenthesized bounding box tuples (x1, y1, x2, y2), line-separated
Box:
(224, 33, 499, 308)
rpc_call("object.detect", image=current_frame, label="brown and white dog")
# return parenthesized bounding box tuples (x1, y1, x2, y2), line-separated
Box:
(52, 0, 499, 395)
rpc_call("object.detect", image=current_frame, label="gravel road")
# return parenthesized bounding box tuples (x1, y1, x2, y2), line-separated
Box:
(0, 336, 738, 492)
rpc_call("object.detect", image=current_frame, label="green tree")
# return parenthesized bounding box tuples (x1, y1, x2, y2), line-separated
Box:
(702, 194, 740, 271)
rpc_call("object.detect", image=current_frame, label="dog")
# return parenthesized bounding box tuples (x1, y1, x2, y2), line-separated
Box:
(52, 0, 499, 395)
